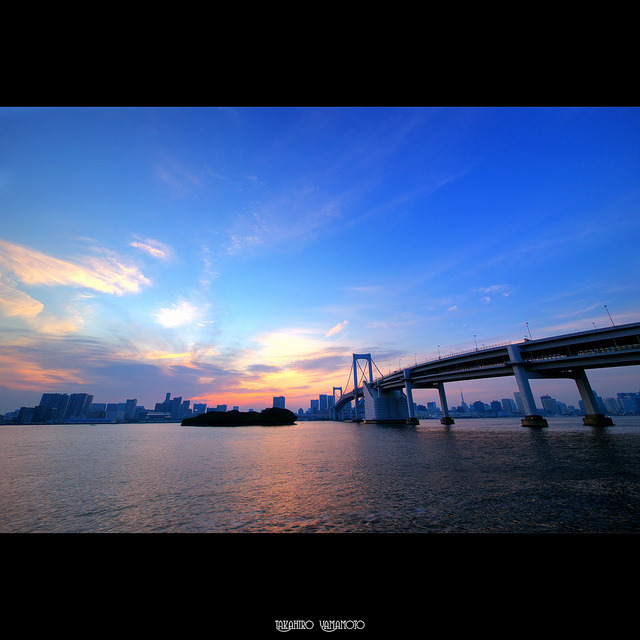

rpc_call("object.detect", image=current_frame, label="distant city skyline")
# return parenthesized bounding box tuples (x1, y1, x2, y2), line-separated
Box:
(3, 379, 639, 424)
(1, 107, 639, 413)
(2, 338, 638, 413)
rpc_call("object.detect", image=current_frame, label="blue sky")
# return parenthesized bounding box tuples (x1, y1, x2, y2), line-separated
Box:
(0, 106, 638, 413)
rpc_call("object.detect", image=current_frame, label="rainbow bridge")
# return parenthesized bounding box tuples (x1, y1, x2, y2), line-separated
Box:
(333, 321, 640, 427)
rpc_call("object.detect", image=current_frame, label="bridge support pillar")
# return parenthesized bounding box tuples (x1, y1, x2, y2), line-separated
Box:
(507, 346, 548, 427)
(574, 368, 614, 426)
(437, 382, 454, 425)
(362, 381, 415, 425)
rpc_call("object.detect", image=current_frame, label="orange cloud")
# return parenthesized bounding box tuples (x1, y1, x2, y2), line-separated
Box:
(33, 315, 84, 335)
(0, 353, 86, 390)
(0, 282, 44, 318)
(198, 328, 350, 410)
(0, 238, 150, 295)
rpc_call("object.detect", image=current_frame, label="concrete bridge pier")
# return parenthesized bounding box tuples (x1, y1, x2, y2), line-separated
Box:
(507, 345, 548, 427)
(437, 382, 454, 425)
(574, 368, 614, 426)
(362, 380, 415, 425)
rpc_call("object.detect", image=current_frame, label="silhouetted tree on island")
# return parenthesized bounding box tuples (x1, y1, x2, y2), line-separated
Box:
(182, 407, 297, 426)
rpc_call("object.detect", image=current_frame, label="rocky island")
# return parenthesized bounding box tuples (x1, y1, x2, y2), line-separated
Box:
(181, 407, 297, 427)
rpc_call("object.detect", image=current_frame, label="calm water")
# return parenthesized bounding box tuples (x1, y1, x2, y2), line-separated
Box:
(1, 417, 639, 533)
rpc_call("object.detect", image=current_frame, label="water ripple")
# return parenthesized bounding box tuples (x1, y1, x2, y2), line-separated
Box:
(1, 418, 639, 533)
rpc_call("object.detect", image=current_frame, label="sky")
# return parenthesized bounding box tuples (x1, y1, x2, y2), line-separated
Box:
(0, 106, 638, 414)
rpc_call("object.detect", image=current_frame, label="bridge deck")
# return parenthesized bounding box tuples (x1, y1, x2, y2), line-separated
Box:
(334, 322, 640, 411)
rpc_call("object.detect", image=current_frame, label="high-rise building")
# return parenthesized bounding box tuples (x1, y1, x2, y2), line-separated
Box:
(170, 397, 183, 419)
(155, 393, 172, 412)
(65, 393, 93, 419)
(273, 396, 285, 409)
(513, 392, 525, 414)
(105, 403, 119, 420)
(17, 407, 35, 423)
(540, 395, 558, 415)
(32, 405, 58, 422)
(37, 393, 70, 421)
(603, 397, 620, 413)
(124, 399, 137, 420)
(618, 393, 640, 413)
(88, 403, 106, 419)
(472, 401, 485, 413)
(39, 393, 70, 418)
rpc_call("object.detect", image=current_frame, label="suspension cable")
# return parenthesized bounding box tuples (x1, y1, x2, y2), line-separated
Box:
(372, 359, 384, 379)
(343, 363, 353, 396)
(356, 360, 371, 386)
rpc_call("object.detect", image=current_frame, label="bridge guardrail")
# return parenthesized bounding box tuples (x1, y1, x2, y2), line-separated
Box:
(525, 343, 640, 362)
(367, 343, 640, 384)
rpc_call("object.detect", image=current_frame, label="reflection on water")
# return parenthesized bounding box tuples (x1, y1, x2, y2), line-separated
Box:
(1, 417, 639, 533)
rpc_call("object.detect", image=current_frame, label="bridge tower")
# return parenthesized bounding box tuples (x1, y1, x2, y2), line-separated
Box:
(332, 387, 342, 420)
(352, 354, 373, 422)
(351, 353, 418, 425)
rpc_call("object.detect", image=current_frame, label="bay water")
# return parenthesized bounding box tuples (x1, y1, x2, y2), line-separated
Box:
(2, 416, 639, 533)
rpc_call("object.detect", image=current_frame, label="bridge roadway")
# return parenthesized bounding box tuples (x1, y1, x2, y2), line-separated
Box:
(333, 321, 640, 427)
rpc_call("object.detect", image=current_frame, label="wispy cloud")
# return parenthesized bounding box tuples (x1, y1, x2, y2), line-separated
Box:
(325, 320, 348, 337)
(154, 300, 207, 328)
(476, 284, 512, 304)
(539, 310, 640, 336)
(130, 238, 174, 260)
(199, 245, 220, 288)
(0, 239, 151, 341)
(155, 158, 205, 195)
(32, 312, 85, 336)
(225, 327, 351, 402)
(0, 238, 150, 295)
(0, 281, 44, 318)
(226, 229, 264, 253)
(0, 350, 86, 390)
(478, 284, 511, 296)
(345, 285, 382, 294)
(224, 191, 342, 255)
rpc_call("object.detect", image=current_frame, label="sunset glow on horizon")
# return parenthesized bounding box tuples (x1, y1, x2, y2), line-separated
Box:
(1, 106, 639, 414)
